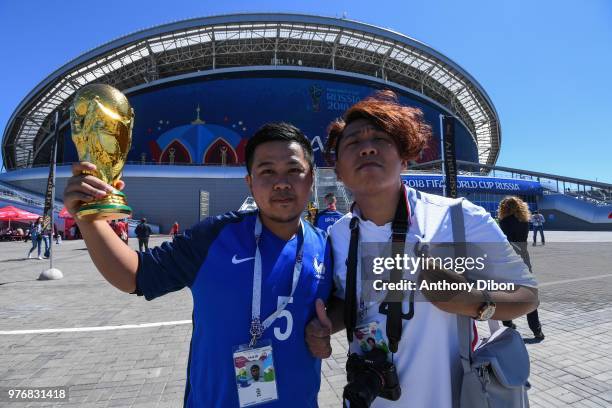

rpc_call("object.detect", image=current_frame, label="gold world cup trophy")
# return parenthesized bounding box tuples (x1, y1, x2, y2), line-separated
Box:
(70, 84, 133, 220)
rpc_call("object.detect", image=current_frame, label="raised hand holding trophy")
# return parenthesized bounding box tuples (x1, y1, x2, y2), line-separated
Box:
(70, 84, 133, 220)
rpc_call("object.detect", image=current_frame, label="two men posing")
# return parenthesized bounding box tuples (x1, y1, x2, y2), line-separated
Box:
(64, 91, 538, 407)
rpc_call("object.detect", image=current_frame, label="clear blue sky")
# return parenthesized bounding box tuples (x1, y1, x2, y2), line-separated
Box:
(1, 0, 610, 182)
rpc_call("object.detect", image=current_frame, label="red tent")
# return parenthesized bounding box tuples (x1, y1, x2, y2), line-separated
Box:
(0, 206, 40, 228)
(59, 207, 73, 219)
(58, 207, 76, 239)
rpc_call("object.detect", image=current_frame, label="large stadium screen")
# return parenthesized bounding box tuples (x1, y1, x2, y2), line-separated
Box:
(61, 74, 478, 166)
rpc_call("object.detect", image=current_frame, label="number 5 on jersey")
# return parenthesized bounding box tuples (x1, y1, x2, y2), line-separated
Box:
(274, 296, 293, 341)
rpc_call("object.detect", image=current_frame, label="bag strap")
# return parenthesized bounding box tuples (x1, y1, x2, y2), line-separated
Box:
(344, 217, 360, 344)
(450, 200, 473, 375)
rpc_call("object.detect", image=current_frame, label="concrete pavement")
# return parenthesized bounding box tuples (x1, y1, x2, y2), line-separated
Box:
(1, 232, 611, 407)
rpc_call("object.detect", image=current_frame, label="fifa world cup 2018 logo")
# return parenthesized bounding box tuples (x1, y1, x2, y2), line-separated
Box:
(70, 84, 133, 220)
(309, 85, 323, 112)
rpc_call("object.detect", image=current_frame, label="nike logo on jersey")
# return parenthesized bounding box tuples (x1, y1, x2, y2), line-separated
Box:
(232, 255, 255, 264)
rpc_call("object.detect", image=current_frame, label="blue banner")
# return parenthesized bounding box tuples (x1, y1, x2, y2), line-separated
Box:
(402, 174, 543, 195)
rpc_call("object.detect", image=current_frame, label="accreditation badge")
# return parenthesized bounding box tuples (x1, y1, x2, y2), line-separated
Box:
(233, 340, 279, 407)
(349, 321, 391, 362)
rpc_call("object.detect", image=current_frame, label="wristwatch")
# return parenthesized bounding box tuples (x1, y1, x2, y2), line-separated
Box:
(475, 290, 496, 321)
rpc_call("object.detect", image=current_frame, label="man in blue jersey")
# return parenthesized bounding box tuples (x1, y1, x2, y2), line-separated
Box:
(63, 123, 333, 407)
(314, 193, 343, 233)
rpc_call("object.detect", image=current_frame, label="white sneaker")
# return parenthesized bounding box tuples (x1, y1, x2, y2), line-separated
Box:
(37, 256, 43, 260)
(27, 254, 32, 259)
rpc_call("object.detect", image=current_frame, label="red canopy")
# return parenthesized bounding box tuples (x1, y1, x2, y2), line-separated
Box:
(0, 206, 40, 221)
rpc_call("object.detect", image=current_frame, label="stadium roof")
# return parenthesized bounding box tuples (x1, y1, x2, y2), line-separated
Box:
(2, 13, 500, 170)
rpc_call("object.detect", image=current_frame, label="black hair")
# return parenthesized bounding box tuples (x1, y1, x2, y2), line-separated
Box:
(245, 122, 314, 175)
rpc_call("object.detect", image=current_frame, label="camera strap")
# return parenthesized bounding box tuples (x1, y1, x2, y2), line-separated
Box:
(344, 186, 413, 353)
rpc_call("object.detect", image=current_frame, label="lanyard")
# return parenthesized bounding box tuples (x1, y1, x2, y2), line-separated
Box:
(249, 215, 305, 347)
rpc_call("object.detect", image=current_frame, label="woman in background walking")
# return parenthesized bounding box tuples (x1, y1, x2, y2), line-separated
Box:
(498, 196, 545, 340)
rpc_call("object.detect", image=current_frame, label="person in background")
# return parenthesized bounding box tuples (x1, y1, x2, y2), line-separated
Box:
(135, 218, 152, 252)
(118, 219, 129, 244)
(498, 196, 544, 340)
(170, 221, 180, 238)
(110, 220, 129, 245)
(27, 217, 43, 259)
(314, 192, 344, 232)
(530, 210, 545, 246)
(54, 223, 62, 244)
(42, 224, 52, 258)
(304, 202, 318, 225)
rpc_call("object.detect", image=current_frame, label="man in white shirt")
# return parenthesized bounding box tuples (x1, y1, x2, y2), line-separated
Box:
(306, 90, 539, 407)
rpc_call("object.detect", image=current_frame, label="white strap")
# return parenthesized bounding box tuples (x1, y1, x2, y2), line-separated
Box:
(449, 199, 475, 374)
(250, 216, 304, 345)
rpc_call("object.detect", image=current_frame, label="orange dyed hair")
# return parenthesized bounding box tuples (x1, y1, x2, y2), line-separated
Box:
(325, 90, 431, 164)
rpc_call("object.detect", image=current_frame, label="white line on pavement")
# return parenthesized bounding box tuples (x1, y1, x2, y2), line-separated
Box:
(0, 320, 192, 335)
(3, 275, 611, 335)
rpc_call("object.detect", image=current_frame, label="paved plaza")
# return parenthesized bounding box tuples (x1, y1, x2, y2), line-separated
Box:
(1, 231, 611, 407)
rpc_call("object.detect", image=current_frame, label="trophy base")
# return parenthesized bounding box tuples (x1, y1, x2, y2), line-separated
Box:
(76, 189, 132, 221)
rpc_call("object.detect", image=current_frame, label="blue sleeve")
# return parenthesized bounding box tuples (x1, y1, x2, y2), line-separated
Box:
(314, 212, 323, 230)
(314, 211, 327, 231)
(134, 214, 235, 300)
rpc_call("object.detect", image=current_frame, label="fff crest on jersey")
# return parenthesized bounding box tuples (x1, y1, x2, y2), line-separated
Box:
(313, 257, 325, 280)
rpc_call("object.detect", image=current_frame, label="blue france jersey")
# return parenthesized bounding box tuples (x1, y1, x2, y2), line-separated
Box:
(314, 209, 344, 233)
(135, 211, 333, 407)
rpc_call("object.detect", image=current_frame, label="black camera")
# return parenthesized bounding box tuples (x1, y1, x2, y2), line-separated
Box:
(343, 351, 401, 407)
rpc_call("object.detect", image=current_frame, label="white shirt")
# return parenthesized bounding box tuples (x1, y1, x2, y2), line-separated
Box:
(531, 214, 545, 227)
(329, 186, 537, 408)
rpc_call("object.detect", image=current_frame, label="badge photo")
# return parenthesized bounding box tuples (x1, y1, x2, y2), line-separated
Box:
(350, 321, 391, 360)
(233, 342, 279, 407)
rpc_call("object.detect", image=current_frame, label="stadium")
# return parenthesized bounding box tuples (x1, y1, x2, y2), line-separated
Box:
(1, 13, 611, 233)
